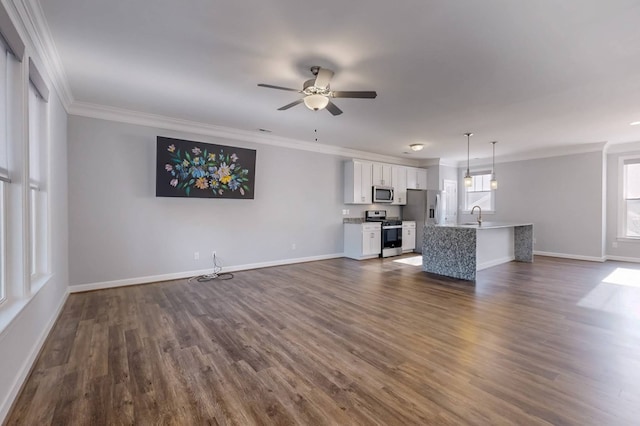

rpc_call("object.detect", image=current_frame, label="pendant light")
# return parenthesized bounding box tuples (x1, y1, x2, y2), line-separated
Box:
(464, 133, 473, 187)
(490, 141, 498, 190)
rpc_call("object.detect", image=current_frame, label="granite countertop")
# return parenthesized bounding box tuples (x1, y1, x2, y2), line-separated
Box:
(343, 217, 403, 224)
(433, 222, 533, 230)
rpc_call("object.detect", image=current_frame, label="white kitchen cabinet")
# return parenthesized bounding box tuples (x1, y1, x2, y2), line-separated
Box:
(372, 163, 392, 186)
(391, 166, 407, 205)
(344, 160, 373, 204)
(344, 223, 381, 260)
(406, 167, 428, 190)
(402, 221, 417, 252)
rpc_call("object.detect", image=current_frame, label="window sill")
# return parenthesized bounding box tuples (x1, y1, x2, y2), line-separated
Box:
(462, 210, 495, 215)
(616, 236, 640, 243)
(31, 272, 53, 296)
(0, 273, 54, 337)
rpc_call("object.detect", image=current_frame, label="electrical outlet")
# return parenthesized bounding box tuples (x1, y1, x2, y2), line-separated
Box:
(612, 242, 618, 248)
(291, 243, 296, 250)
(194, 251, 200, 260)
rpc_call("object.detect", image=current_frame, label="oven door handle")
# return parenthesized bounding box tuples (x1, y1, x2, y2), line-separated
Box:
(383, 225, 403, 230)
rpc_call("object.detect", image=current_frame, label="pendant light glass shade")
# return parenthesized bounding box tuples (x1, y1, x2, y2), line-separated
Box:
(303, 94, 329, 111)
(490, 141, 498, 189)
(464, 133, 473, 187)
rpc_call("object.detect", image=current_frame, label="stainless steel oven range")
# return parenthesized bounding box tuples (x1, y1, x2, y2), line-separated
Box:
(365, 210, 403, 258)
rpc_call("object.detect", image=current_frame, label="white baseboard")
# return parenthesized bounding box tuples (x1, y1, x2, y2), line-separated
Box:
(533, 251, 606, 262)
(606, 255, 640, 263)
(0, 288, 69, 423)
(477, 256, 515, 271)
(69, 253, 344, 293)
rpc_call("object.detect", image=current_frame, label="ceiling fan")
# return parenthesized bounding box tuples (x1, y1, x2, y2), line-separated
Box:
(258, 66, 377, 116)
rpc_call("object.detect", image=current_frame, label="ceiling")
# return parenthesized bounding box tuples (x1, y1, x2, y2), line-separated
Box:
(36, 0, 640, 162)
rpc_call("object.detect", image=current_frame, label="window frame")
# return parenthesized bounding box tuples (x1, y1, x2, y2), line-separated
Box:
(462, 169, 496, 213)
(27, 80, 50, 285)
(0, 42, 9, 306)
(618, 155, 640, 241)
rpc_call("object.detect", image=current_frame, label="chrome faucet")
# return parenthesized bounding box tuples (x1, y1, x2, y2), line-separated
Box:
(471, 205, 482, 225)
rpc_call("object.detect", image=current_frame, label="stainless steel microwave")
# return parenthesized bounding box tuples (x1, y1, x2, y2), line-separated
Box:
(372, 186, 394, 203)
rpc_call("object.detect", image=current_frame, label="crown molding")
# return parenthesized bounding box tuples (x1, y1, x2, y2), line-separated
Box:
(11, 0, 74, 109)
(453, 141, 608, 168)
(606, 140, 640, 154)
(68, 101, 420, 165)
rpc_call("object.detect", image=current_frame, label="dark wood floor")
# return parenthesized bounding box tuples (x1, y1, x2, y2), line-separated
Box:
(6, 255, 640, 425)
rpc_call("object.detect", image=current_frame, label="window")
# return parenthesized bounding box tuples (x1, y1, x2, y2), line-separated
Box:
(464, 171, 495, 212)
(0, 42, 9, 303)
(28, 68, 49, 282)
(621, 158, 640, 238)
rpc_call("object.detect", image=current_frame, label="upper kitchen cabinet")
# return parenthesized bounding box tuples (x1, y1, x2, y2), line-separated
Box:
(344, 160, 373, 204)
(372, 163, 392, 187)
(407, 167, 428, 190)
(391, 166, 407, 205)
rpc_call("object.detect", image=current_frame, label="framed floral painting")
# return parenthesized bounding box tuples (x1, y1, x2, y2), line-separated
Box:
(156, 136, 256, 199)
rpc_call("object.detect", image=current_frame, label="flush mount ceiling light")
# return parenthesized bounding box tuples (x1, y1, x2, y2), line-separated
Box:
(490, 141, 498, 190)
(409, 144, 424, 152)
(464, 132, 473, 187)
(631, 121, 640, 126)
(303, 94, 330, 111)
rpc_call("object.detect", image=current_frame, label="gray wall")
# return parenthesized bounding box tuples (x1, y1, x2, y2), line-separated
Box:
(606, 146, 640, 261)
(67, 116, 400, 286)
(459, 151, 605, 259)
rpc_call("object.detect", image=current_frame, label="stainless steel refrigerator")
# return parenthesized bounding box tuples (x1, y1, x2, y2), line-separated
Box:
(403, 189, 445, 253)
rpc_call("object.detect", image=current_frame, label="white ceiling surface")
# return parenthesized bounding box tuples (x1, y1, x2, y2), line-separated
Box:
(38, 0, 640, 162)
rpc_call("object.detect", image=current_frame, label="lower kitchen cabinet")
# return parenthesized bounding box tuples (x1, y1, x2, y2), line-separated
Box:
(344, 222, 381, 260)
(402, 221, 417, 252)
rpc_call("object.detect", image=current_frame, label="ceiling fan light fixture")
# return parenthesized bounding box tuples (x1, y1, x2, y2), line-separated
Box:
(303, 94, 329, 111)
(409, 144, 424, 152)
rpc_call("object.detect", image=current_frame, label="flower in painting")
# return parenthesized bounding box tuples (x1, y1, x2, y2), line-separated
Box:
(228, 177, 240, 190)
(182, 159, 189, 167)
(218, 163, 231, 179)
(165, 164, 173, 171)
(170, 178, 178, 187)
(192, 147, 202, 155)
(211, 179, 220, 189)
(167, 144, 176, 153)
(191, 167, 206, 178)
(230, 153, 238, 162)
(195, 177, 209, 189)
(208, 153, 216, 161)
(221, 175, 232, 185)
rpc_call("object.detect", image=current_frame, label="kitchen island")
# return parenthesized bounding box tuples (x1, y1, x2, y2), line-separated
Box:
(422, 222, 534, 281)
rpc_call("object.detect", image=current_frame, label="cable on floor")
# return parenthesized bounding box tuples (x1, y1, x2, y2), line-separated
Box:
(188, 253, 234, 283)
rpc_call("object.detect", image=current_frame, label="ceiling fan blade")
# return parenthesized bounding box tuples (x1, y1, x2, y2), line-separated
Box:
(314, 68, 334, 89)
(332, 91, 377, 99)
(325, 100, 343, 116)
(277, 99, 304, 110)
(258, 83, 301, 92)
